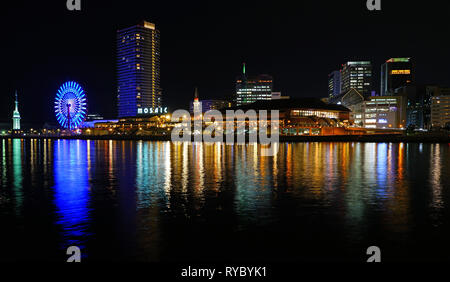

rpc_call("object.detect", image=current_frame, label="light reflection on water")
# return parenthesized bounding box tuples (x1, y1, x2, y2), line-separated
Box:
(53, 139, 91, 252)
(0, 139, 449, 261)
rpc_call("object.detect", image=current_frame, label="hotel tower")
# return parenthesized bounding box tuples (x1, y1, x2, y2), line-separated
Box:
(117, 21, 161, 117)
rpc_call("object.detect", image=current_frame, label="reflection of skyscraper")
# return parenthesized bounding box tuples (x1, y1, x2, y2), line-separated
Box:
(12, 91, 20, 130)
(117, 21, 161, 118)
(340, 61, 372, 97)
(381, 58, 413, 96)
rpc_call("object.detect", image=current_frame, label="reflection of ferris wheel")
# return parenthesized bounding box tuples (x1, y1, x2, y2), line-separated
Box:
(54, 81, 87, 129)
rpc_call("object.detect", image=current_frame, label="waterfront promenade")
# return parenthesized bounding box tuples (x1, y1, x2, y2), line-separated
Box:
(2, 133, 449, 143)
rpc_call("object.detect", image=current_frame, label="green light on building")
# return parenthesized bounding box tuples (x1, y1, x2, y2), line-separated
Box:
(387, 58, 410, 63)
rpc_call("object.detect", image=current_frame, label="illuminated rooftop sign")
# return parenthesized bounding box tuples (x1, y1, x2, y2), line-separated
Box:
(143, 21, 155, 30)
(137, 106, 168, 115)
(347, 61, 371, 65)
(390, 69, 411, 75)
(386, 58, 410, 63)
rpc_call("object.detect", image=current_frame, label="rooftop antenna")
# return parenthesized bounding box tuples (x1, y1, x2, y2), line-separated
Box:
(14, 90, 18, 111)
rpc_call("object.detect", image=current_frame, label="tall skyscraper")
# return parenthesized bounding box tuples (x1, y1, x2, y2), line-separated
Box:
(340, 61, 372, 97)
(380, 57, 413, 96)
(235, 63, 273, 106)
(117, 21, 161, 118)
(12, 91, 20, 130)
(328, 70, 341, 98)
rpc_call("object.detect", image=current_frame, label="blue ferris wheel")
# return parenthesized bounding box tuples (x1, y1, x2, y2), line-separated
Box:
(54, 81, 87, 129)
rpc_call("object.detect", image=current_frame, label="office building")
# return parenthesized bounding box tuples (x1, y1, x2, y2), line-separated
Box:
(381, 58, 413, 96)
(235, 63, 273, 106)
(361, 96, 407, 129)
(340, 61, 372, 97)
(117, 21, 161, 118)
(328, 70, 341, 99)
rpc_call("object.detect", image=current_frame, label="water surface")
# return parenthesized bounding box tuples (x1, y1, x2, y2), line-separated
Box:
(0, 139, 449, 262)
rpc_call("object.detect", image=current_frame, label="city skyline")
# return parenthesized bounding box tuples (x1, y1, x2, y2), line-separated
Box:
(2, 1, 450, 125)
(2, 0, 450, 267)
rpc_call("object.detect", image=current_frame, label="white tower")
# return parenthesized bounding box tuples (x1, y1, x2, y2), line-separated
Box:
(193, 87, 201, 113)
(12, 91, 21, 130)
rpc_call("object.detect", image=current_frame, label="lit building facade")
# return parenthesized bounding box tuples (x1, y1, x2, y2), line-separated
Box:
(117, 21, 161, 118)
(189, 87, 231, 113)
(336, 89, 365, 126)
(222, 98, 352, 136)
(235, 64, 273, 106)
(340, 61, 372, 97)
(328, 70, 341, 98)
(360, 96, 407, 129)
(381, 57, 413, 96)
(190, 100, 232, 114)
(12, 91, 20, 130)
(431, 87, 450, 128)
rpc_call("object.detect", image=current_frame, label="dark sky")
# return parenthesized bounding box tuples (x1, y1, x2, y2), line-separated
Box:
(2, 0, 450, 125)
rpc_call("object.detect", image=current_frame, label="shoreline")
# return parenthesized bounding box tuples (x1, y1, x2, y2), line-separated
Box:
(1, 134, 449, 143)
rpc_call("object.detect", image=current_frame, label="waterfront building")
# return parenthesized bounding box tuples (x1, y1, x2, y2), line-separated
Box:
(189, 87, 232, 113)
(340, 61, 372, 97)
(362, 96, 407, 129)
(340, 89, 365, 126)
(192, 87, 201, 113)
(221, 98, 353, 136)
(381, 57, 413, 96)
(328, 70, 341, 99)
(334, 88, 365, 108)
(235, 63, 273, 106)
(329, 88, 365, 126)
(190, 100, 232, 114)
(12, 91, 20, 130)
(81, 114, 174, 136)
(431, 87, 450, 128)
(117, 21, 161, 118)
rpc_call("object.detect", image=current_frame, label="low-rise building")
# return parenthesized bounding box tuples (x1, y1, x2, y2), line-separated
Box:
(362, 96, 407, 129)
(190, 99, 232, 113)
(220, 98, 352, 136)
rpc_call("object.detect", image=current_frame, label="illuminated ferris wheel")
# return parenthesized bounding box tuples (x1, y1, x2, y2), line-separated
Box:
(54, 81, 87, 129)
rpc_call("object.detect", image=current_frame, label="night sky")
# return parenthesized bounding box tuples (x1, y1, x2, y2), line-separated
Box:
(2, 0, 450, 125)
